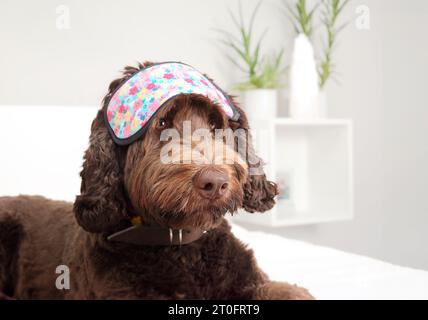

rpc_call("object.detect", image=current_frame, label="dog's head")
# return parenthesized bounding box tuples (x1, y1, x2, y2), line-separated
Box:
(74, 62, 278, 233)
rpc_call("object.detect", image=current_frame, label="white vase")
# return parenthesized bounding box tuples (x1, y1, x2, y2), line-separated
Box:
(289, 34, 320, 119)
(242, 89, 278, 124)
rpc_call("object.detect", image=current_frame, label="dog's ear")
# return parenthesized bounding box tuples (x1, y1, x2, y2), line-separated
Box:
(74, 63, 153, 233)
(229, 102, 278, 213)
(73, 109, 128, 233)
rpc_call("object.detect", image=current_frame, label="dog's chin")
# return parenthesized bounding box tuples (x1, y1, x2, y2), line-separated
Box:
(138, 193, 243, 230)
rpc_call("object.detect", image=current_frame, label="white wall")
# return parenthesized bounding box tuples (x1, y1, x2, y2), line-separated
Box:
(1, 0, 427, 270)
(244, 0, 428, 271)
(0, 0, 292, 105)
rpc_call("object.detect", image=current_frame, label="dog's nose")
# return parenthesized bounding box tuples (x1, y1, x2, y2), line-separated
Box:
(194, 169, 229, 199)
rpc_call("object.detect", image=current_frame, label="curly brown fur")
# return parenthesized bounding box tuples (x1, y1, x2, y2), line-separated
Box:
(0, 62, 312, 300)
(0, 214, 23, 298)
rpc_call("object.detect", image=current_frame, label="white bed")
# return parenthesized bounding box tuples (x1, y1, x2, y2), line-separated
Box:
(231, 223, 428, 300)
(1, 105, 428, 300)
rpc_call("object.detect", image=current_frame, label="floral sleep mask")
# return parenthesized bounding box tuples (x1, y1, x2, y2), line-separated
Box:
(104, 62, 240, 145)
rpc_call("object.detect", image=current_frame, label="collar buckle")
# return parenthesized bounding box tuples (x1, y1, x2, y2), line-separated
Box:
(169, 228, 183, 246)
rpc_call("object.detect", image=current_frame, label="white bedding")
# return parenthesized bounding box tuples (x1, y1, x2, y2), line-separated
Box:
(231, 223, 428, 300)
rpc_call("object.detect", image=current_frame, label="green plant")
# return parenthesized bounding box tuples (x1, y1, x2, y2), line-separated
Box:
(235, 49, 284, 90)
(217, 1, 284, 90)
(318, 0, 350, 88)
(283, 0, 350, 89)
(283, 0, 318, 38)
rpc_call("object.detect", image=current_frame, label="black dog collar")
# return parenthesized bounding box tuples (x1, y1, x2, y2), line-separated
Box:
(107, 225, 206, 246)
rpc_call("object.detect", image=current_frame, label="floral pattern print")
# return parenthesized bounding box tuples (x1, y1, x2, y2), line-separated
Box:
(106, 62, 236, 142)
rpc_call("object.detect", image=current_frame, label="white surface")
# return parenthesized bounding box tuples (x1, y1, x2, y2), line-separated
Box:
(0, 105, 98, 201)
(233, 118, 353, 227)
(231, 223, 428, 300)
(243, 89, 278, 123)
(273, 118, 352, 126)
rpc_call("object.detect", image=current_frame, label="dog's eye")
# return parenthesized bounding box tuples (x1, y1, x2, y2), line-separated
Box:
(158, 118, 167, 128)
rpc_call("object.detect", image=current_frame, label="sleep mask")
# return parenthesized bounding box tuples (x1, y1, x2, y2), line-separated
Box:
(104, 62, 240, 145)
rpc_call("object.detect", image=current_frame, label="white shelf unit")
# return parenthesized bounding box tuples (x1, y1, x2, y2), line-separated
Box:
(232, 118, 353, 227)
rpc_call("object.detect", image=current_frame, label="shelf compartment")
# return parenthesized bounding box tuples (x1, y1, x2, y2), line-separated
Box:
(233, 118, 353, 227)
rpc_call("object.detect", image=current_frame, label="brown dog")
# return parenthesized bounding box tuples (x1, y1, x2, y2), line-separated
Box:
(0, 62, 313, 299)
